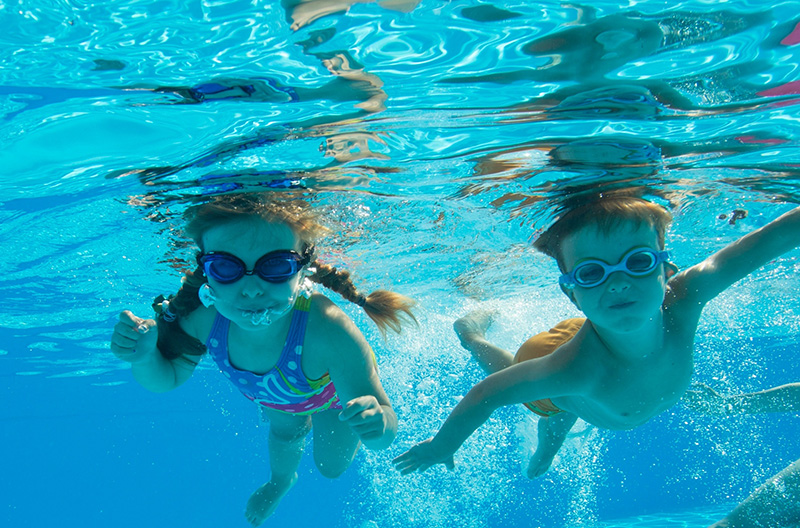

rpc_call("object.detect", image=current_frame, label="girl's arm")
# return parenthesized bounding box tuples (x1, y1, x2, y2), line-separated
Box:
(111, 309, 202, 393)
(315, 298, 398, 450)
(672, 206, 800, 307)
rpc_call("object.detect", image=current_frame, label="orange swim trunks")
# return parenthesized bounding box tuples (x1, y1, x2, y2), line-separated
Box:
(513, 318, 586, 417)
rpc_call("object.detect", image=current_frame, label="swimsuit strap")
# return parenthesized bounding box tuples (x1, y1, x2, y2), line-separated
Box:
(274, 296, 312, 373)
(205, 311, 231, 356)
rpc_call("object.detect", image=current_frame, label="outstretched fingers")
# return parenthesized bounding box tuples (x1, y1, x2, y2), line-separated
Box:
(392, 450, 428, 475)
(392, 439, 455, 475)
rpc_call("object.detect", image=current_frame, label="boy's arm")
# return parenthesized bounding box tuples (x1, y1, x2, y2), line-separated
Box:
(673, 206, 800, 306)
(393, 357, 581, 474)
(685, 382, 800, 415)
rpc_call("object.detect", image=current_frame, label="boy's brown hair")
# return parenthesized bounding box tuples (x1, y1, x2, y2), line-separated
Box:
(533, 194, 673, 272)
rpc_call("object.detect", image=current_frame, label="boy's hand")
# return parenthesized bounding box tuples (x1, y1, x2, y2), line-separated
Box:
(392, 438, 456, 474)
(111, 310, 158, 363)
(683, 382, 731, 415)
(339, 395, 387, 441)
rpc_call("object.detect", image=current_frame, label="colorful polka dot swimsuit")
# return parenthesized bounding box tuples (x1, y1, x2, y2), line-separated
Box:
(205, 296, 341, 415)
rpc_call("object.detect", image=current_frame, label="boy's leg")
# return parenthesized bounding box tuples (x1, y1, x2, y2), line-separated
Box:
(526, 412, 578, 479)
(454, 310, 514, 374)
(246, 411, 312, 526)
(311, 407, 361, 478)
(709, 458, 800, 528)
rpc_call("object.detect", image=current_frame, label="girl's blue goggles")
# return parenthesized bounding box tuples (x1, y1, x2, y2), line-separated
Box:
(559, 247, 670, 289)
(198, 247, 313, 284)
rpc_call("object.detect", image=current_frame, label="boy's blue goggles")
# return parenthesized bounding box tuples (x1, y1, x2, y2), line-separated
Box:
(559, 247, 670, 289)
(198, 247, 313, 284)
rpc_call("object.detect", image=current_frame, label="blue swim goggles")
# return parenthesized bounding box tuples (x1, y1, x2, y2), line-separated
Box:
(559, 247, 670, 289)
(198, 246, 313, 284)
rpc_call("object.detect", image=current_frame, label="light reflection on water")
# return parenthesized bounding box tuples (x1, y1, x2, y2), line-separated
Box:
(1, 1, 800, 527)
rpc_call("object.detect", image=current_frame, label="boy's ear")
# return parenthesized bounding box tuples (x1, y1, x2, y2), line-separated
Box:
(664, 262, 679, 280)
(559, 284, 579, 307)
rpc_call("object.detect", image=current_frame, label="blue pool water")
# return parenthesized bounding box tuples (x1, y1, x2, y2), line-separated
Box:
(2, 1, 800, 527)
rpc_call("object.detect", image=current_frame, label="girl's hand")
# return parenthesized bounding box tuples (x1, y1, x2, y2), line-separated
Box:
(339, 395, 388, 442)
(111, 310, 158, 363)
(392, 438, 456, 475)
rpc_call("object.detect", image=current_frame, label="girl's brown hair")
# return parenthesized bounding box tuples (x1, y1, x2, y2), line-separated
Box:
(157, 193, 416, 359)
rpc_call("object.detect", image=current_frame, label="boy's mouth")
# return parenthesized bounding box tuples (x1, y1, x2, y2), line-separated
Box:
(609, 301, 636, 309)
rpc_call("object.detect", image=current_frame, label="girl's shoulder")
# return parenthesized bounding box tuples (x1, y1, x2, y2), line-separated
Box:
(306, 293, 367, 347)
(178, 304, 218, 344)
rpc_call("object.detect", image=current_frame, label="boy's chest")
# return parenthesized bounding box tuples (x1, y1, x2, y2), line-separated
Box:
(579, 342, 695, 428)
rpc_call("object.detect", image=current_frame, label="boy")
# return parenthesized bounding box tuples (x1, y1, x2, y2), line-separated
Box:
(393, 195, 800, 477)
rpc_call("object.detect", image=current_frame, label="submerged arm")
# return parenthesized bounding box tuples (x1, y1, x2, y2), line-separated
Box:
(111, 309, 203, 393)
(321, 299, 398, 450)
(686, 382, 800, 415)
(394, 356, 580, 474)
(674, 206, 800, 306)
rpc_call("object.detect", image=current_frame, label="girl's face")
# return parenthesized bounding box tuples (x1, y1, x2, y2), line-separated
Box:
(201, 218, 305, 330)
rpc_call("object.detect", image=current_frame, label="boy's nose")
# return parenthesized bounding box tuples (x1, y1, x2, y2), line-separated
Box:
(606, 272, 631, 292)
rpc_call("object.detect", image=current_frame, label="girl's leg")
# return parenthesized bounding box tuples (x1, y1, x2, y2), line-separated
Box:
(311, 407, 361, 478)
(526, 412, 578, 479)
(453, 310, 514, 374)
(245, 410, 311, 527)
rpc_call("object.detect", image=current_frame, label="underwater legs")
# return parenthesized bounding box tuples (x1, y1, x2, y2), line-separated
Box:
(245, 412, 312, 527)
(311, 407, 361, 478)
(526, 412, 578, 478)
(453, 310, 513, 373)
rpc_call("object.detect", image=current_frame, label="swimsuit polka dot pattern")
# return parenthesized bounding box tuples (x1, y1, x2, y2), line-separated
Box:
(204, 297, 341, 416)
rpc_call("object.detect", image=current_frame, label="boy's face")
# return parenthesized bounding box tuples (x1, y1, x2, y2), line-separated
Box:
(560, 220, 668, 333)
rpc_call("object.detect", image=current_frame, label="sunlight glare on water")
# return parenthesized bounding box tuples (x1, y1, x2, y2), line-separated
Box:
(2, 1, 800, 527)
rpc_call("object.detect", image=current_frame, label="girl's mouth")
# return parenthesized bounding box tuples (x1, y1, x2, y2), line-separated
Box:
(241, 308, 272, 326)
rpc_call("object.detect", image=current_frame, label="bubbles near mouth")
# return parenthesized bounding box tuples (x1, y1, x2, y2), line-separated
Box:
(242, 308, 273, 326)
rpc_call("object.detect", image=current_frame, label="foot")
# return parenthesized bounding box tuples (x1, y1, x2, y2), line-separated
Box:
(244, 473, 298, 526)
(453, 310, 496, 348)
(526, 447, 558, 479)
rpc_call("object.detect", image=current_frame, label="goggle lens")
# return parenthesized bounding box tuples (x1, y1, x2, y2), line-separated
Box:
(625, 251, 657, 273)
(199, 249, 311, 284)
(574, 264, 605, 285)
(257, 255, 300, 281)
(560, 248, 668, 289)
(206, 257, 244, 282)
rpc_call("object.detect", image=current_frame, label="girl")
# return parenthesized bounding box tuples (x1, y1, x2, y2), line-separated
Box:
(111, 193, 415, 526)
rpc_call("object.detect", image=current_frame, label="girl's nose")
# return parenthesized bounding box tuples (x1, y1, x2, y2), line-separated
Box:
(239, 275, 266, 298)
